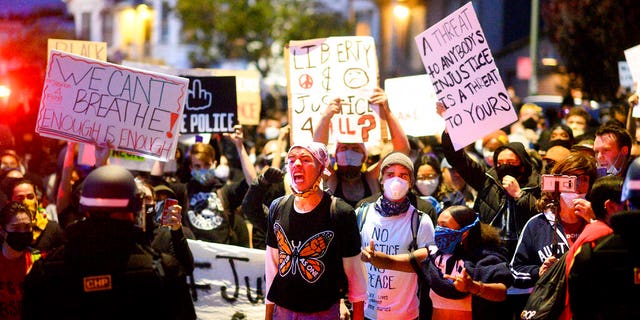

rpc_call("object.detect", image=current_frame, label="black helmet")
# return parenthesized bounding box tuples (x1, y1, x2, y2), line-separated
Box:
(621, 157, 640, 202)
(79, 165, 142, 213)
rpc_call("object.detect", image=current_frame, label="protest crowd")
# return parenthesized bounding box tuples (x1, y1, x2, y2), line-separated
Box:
(3, 5, 640, 320)
(2, 82, 640, 320)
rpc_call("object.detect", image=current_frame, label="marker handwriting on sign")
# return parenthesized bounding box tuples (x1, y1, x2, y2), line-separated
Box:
(37, 51, 187, 160)
(414, 2, 517, 151)
(292, 39, 374, 69)
(419, 6, 473, 55)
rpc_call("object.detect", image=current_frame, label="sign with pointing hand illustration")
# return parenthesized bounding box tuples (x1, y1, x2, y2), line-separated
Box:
(179, 75, 238, 134)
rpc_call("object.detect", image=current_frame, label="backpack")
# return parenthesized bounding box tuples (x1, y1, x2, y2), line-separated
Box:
(356, 202, 422, 251)
(520, 252, 568, 320)
(271, 194, 346, 295)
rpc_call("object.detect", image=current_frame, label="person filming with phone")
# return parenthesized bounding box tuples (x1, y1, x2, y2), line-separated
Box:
(509, 151, 597, 316)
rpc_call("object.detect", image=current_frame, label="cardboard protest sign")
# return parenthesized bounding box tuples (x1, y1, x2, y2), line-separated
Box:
(624, 44, 640, 87)
(177, 75, 238, 134)
(47, 39, 107, 62)
(414, 2, 517, 151)
(36, 50, 189, 161)
(286, 36, 381, 146)
(618, 61, 634, 91)
(77, 144, 178, 172)
(210, 70, 261, 126)
(385, 74, 444, 137)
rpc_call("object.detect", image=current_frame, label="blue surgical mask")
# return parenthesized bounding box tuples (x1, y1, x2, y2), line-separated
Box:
(191, 168, 217, 185)
(598, 153, 622, 177)
(434, 217, 479, 254)
(336, 150, 364, 167)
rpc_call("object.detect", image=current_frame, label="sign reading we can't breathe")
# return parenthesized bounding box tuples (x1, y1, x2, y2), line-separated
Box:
(414, 1, 517, 151)
(36, 50, 189, 161)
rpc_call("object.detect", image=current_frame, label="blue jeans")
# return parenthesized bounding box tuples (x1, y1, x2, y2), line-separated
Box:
(273, 301, 340, 320)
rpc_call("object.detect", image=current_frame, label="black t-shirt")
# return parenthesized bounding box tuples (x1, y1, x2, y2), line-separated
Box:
(266, 193, 361, 313)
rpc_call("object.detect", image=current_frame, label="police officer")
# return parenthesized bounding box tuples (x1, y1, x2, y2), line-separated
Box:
(22, 165, 196, 320)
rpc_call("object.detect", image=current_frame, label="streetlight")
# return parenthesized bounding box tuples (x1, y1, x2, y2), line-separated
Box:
(392, 1, 410, 75)
(0, 84, 10, 106)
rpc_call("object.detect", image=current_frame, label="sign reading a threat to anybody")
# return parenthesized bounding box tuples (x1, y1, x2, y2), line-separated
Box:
(177, 75, 238, 134)
(287, 36, 381, 145)
(36, 50, 189, 161)
(414, 2, 516, 151)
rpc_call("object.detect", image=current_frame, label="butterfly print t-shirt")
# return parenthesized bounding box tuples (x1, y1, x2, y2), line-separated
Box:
(266, 193, 361, 313)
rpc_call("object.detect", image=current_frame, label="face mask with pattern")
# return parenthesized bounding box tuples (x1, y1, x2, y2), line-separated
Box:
(434, 217, 479, 254)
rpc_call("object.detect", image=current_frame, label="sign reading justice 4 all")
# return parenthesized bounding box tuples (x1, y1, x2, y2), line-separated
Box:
(287, 36, 381, 146)
(414, 2, 517, 151)
(36, 50, 189, 161)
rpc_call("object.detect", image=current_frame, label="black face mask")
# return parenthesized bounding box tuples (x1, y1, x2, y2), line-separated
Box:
(496, 164, 523, 180)
(522, 117, 538, 130)
(5, 231, 33, 251)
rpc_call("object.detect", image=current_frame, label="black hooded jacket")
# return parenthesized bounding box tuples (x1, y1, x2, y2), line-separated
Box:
(441, 132, 541, 254)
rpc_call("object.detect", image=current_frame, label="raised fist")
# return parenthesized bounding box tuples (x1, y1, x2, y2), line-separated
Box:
(259, 167, 284, 187)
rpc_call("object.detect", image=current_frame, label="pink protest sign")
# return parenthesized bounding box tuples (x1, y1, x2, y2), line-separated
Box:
(36, 50, 189, 161)
(414, 2, 517, 151)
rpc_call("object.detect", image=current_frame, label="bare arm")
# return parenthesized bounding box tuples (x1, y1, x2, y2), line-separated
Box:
(224, 125, 258, 185)
(313, 97, 342, 144)
(373, 87, 410, 155)
(342, 254, 367, 320)
(265, 246, 278, 320)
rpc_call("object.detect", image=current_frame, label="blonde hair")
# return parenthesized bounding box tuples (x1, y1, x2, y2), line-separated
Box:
(190, 142, 215, 163)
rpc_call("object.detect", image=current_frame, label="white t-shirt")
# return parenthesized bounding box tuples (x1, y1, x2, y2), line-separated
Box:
(360, 204, 435, 320)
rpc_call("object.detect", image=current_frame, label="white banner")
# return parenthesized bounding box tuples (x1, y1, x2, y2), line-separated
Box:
(188, 240, 266, 319)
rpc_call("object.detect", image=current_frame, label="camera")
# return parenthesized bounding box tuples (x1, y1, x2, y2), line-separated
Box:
(540, 174, 577, 193)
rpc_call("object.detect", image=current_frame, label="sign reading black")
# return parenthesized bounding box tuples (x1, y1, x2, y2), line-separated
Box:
(179, 76, 238, 134)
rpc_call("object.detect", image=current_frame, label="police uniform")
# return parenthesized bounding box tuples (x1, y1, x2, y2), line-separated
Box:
(21, 165, 196, 320)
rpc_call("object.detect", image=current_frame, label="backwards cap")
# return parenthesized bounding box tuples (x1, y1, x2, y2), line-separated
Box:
(288, 141, 331, 176)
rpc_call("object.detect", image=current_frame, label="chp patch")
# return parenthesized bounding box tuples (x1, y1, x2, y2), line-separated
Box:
(635, 267, 640, 285)
(83, 275, 112, 292)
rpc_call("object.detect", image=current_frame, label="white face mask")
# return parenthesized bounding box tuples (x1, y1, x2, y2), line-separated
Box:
(559, 192, 587, 209)
(383, 177, 410, 201)
(415, 178, 439, 196)
(264, 126, 280, 140)
(568, 125, 584, 137)
(214, 164, 230, 180)
(336, 150, 364, 167)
